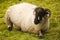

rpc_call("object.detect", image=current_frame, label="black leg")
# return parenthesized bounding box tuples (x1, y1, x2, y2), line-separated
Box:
(38, 31, 43, 38)
(8, 26, 12, 31)
(41, 29, 48, 35)
(8, 22, 13, 31)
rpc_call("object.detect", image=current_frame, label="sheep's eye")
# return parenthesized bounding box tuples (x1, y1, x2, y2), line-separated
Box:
(46, 14, 49, 17)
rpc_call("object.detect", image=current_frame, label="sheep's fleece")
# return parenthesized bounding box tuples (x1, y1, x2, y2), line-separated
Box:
(5, 2, 49, 33)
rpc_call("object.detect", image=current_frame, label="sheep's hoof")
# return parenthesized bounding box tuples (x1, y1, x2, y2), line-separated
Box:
(38, 31, 43, 39)
(8, 27, 12, 31)
(38, 35, 43, 39)
(38, 34, 43, 39)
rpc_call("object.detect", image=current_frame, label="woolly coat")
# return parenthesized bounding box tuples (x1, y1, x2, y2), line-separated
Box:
(5, 2, 49, 33)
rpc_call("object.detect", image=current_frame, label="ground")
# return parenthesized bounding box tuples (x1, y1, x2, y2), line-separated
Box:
(0, 0, 60, 40)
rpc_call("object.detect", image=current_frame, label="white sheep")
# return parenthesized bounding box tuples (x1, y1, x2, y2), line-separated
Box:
(5, 2, 51, 38)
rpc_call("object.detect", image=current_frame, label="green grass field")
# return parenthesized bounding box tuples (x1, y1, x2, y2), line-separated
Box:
(0, 0, 60, 40)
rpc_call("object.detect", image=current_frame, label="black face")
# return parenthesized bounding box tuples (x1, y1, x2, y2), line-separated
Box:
(34, 7, 51, 25)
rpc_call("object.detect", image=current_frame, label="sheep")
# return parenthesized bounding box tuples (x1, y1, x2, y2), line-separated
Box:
(5, 2, 51, 38)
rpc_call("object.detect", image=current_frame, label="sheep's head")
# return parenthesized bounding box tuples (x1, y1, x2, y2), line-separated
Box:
(34, 7, 51, 25)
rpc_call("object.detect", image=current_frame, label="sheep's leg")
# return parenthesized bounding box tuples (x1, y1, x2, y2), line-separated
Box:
(41, 27, 49, 34)
(7, 21, 13, 31)
(5, 17, 13, 31)
(38, 31, 43, 38)
(41, 25, 49, 34)
(14, 25, 21, 31)
(41, 21, 49, 34)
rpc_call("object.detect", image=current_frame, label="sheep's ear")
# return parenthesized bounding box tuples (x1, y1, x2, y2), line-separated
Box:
(45, 8, 51, 17)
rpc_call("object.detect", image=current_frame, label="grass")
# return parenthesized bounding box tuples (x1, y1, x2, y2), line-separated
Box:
(0, 0, 60, 40)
